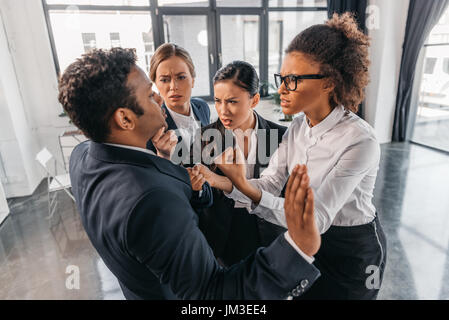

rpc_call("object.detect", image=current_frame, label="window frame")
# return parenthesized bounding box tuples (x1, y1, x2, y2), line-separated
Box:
(42, 0, 327, 100)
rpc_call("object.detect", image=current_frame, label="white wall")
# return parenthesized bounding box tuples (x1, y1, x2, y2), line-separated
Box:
(0, 0, 72, 198)
(364, 0, 410, 144)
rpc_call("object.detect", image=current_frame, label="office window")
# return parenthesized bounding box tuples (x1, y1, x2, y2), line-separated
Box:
(142, 31, 154, 73)
(216, 0, 262, 7)
(157, 0, 208, 7)
(44, 0, 328, 99)
(110, 32, 121, 48)
(424, 58, 437, 74)
(82, 33, 97, 52)
(47, 9, 153, 74)
(268, 10, 327, 90)
(162, 15, 210, 97)
(221, 15, 260, 75)
(269, 0, 327, 7)
(411, 6, 449, 152)
(46, 0, 150, 5)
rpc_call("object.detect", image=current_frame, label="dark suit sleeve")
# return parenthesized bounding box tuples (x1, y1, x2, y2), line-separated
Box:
(190, 182, 213, 209)
(125, 188, 320, 300)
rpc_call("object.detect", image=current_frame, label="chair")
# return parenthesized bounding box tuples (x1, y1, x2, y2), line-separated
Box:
(35, 148, 75, 220)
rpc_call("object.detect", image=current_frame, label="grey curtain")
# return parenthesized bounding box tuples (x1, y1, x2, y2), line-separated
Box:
(393, 0, 449, 141)
(327, 0, 367, 118)
(327, 0, 367, 33)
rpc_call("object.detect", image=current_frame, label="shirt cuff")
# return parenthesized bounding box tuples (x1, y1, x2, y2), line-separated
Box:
(284, 231, 315, 264)
(224, 185, 238, 198)
(251, 189, 276, 213)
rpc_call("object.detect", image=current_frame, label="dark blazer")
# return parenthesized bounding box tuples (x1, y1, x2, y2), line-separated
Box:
(198, 112, 288, 266)
(69, 141, 319, 300)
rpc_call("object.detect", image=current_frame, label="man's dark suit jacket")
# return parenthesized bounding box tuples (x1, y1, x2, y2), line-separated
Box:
(198, 113, 288, 266)
(69, 141, 320, 300)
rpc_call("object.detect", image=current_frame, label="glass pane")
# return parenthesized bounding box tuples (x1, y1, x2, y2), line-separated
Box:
(268, 11, 327, 91)
(46, 0, 150, 5)
(48, 10, 154, 74)
(426, 9, 449, 45)
(216, 0, 261, 7)
(412, 45, 449, 152)
(269, 0, 327, 7)
(162, 15, 210, 97)
(158, 0, 208, 7)
(220, 15, 260, 76)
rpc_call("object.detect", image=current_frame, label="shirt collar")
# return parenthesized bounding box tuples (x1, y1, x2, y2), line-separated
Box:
(166, 103, 196, 122)
(303, 105, 345, 139)
(104, 143, 157, 156)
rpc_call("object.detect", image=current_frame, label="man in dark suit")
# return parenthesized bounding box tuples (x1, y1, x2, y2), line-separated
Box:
(59, 47, 321, 300)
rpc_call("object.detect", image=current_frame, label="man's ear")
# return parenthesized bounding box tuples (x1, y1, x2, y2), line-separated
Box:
(112, 108, 136, 131)
(191, 77, 195, 89)
(250, 93, 260, 109)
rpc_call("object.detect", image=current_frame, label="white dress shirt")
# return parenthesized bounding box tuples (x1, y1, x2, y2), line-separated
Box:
(230, 113, 314, 264)
(232, 113, 258, 209)
(227, 105, 380, 235)
(166, 104, 201, 148)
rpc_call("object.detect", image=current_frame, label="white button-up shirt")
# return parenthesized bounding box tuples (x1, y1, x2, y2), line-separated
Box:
(166, 104, 201, 148)
(232, 113, 258, 209)
(227, 105, 380, 234)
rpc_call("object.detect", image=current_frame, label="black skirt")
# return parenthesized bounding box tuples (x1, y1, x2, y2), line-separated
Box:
(297, 216, 387, 300)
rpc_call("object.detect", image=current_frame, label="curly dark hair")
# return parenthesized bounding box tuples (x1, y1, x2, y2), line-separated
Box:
(58, 48, 143, 142)
(286, 12, 370, 113)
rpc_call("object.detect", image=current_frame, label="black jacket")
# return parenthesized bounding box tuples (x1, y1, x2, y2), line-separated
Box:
(198, 113, 288, 266)
(69, 141, 320, 300)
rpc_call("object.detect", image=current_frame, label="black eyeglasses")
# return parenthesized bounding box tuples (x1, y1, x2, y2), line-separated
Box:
(274, 73, 326, 91)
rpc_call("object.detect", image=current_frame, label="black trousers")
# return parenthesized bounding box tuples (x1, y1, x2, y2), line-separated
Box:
(298, 216, 387, 300)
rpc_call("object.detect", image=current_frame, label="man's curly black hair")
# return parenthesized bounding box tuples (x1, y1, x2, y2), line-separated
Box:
(58, 48, 144, 142)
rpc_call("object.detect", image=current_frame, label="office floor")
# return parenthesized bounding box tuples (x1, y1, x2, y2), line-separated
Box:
(0, 141, 448, 300)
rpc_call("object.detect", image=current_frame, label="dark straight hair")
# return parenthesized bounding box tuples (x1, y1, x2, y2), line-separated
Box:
(213, 60, 259, 97)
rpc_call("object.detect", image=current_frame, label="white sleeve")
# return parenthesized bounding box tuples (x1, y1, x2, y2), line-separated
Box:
(224, 127, 291, 224)
(252, 136, 380, 234)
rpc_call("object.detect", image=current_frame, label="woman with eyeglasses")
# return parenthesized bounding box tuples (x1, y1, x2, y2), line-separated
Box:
(207, 13, 387, 300)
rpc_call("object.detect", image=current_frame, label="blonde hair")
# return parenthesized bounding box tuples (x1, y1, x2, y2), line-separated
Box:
(149, 43, 196, 82)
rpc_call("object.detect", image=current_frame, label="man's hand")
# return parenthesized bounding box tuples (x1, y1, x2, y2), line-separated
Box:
(186, 166, 206, 191)
(152, 127, 178, 160)
(284, 164, 321, 258)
